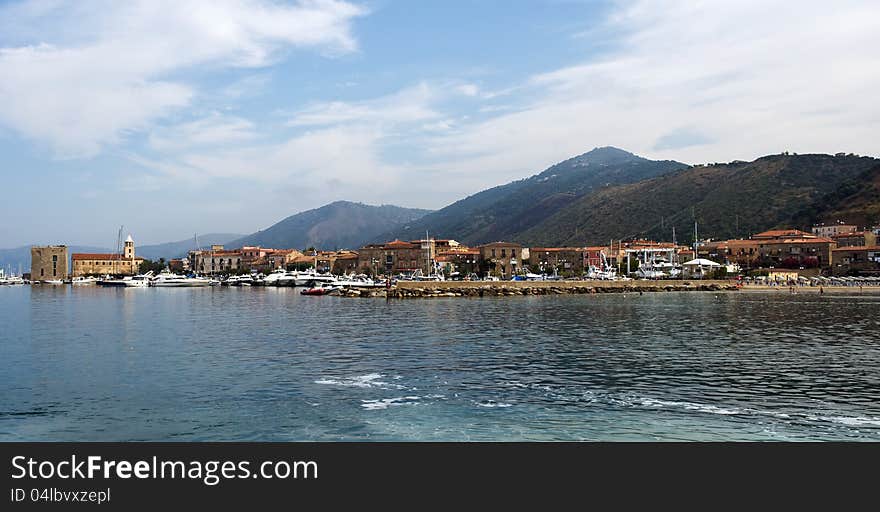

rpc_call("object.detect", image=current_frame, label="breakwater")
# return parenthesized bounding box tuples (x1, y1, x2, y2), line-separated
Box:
(340, 279, 738, 298)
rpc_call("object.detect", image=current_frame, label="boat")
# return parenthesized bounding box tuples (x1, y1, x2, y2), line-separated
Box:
(41, 279, 65, 285)
(0, 270, 26, 285)
(261, 268, 288, 286)
(334, 274, 382, 288)
(150, 271, 212, 287)
(300, 283, 341, 296)
(98, 271, 153, 287)
(70, 276, 98, 285)
(294, 270, 337, 287)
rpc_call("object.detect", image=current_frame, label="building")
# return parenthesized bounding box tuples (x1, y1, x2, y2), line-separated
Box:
(699, 239, 761, 267)
(478, 242, 523, 278)
(756, 235, 835, 268)
(169, 258, 187, 273)
(435, 247, 481, 276)
(71, 235, 144, 276)
(31, 245, 69, 281)
(831, 246, 880, 276)
(528, 247, 586, 274)
(357, 239, 436, 275)
(812, 223, 858, 238)
(189, 246, 243, 275)
(830, 231, 877, 248)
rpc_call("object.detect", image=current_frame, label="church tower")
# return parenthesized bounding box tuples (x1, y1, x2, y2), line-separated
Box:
(124, 234, 135, 260)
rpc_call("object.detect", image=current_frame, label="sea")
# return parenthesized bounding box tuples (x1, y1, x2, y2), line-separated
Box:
(1, 285, 878, 441)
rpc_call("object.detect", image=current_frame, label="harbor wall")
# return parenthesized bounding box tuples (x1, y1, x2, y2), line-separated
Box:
(341, 279, 738, 298)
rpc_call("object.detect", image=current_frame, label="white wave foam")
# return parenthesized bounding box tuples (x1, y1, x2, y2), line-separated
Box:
(639, 398, 741, 415)
(815, 415, 880, 427)
(475, 401, 513, 408)
(315, 373, 407, 390)
(360, 396, 422, 410)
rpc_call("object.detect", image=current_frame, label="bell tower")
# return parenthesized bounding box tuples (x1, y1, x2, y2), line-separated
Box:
(124, 234, 135, 260)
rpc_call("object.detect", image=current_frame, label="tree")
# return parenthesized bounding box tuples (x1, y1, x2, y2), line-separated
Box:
(138, 258, 166, 274)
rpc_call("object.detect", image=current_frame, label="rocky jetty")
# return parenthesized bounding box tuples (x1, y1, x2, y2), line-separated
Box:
(338, 280, 737, 298)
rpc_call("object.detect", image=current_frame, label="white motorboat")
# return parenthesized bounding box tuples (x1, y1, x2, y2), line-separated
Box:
(334, 274, 382, 288)
(98, 271, 153, 287)
(294, 271, 337, 287)
(262, 268, 289, 286)
(70, 276, 98, 285)
(150, 272, 212, 287)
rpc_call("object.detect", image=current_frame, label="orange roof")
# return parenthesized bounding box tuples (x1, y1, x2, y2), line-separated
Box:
(752, 229, 812, 239)
(761, 237, 834, 244)
(384, 239, 417, 248)
(72, 253, 144, 261)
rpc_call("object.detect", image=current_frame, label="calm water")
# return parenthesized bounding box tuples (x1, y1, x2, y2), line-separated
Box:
(1, 285, 878, 441)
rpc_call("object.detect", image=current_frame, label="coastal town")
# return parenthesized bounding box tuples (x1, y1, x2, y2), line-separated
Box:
(7, 220, 880, 294)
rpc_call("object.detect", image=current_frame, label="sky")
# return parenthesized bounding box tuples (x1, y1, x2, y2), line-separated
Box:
(1, 0, 879, 248)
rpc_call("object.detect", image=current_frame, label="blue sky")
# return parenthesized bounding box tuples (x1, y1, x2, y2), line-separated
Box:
(1, 0, 879, 248)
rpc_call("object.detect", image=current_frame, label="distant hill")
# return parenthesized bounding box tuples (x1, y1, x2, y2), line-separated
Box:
(517, 153, 880, 246)
(379, 146, 687, 245)
(137, 233, 243, 260)
(227, 201, 432, 251)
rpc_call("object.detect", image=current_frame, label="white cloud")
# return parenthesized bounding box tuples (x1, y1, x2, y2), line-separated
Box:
(126, 1, 880, 212)
(287, 83, 440, 127)
(409, 0, 880, 190)
(0, 0, 366, 157)
(148, 113, 258, 152)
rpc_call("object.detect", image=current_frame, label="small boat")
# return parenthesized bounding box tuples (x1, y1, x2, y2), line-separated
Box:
(41, 279, 65, 285)
(70, 276, 98, 285)
(300, 283, 341, 296)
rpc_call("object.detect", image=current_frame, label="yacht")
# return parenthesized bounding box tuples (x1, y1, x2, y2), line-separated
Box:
(150, 272, 212, 287)
(261, 268, 289, 286)
(70, 276, 98, 285)
(294, 270, 337, 287)
(98, 271, 153, 287)
(334, 274, 382, 288)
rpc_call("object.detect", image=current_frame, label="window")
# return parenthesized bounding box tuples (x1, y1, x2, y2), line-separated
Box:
(386, 255, 393, 264)
(491, 249, 496, 257)
(52, 255, 58, 262)
(501, 249, 507, 257)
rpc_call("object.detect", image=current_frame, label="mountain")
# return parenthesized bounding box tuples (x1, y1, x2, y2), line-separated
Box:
(227, 201, 432, 251)
(379, 146, 687, 245)
(137, 233, 243, 260)
(517, 153, 880, 246)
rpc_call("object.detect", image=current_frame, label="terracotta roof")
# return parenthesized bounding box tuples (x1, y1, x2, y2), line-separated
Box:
(384, 239, 417, 248)
(72, 253, 144, 261)
(752, 229, 813, 239)
(761, 237, 834, 244)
